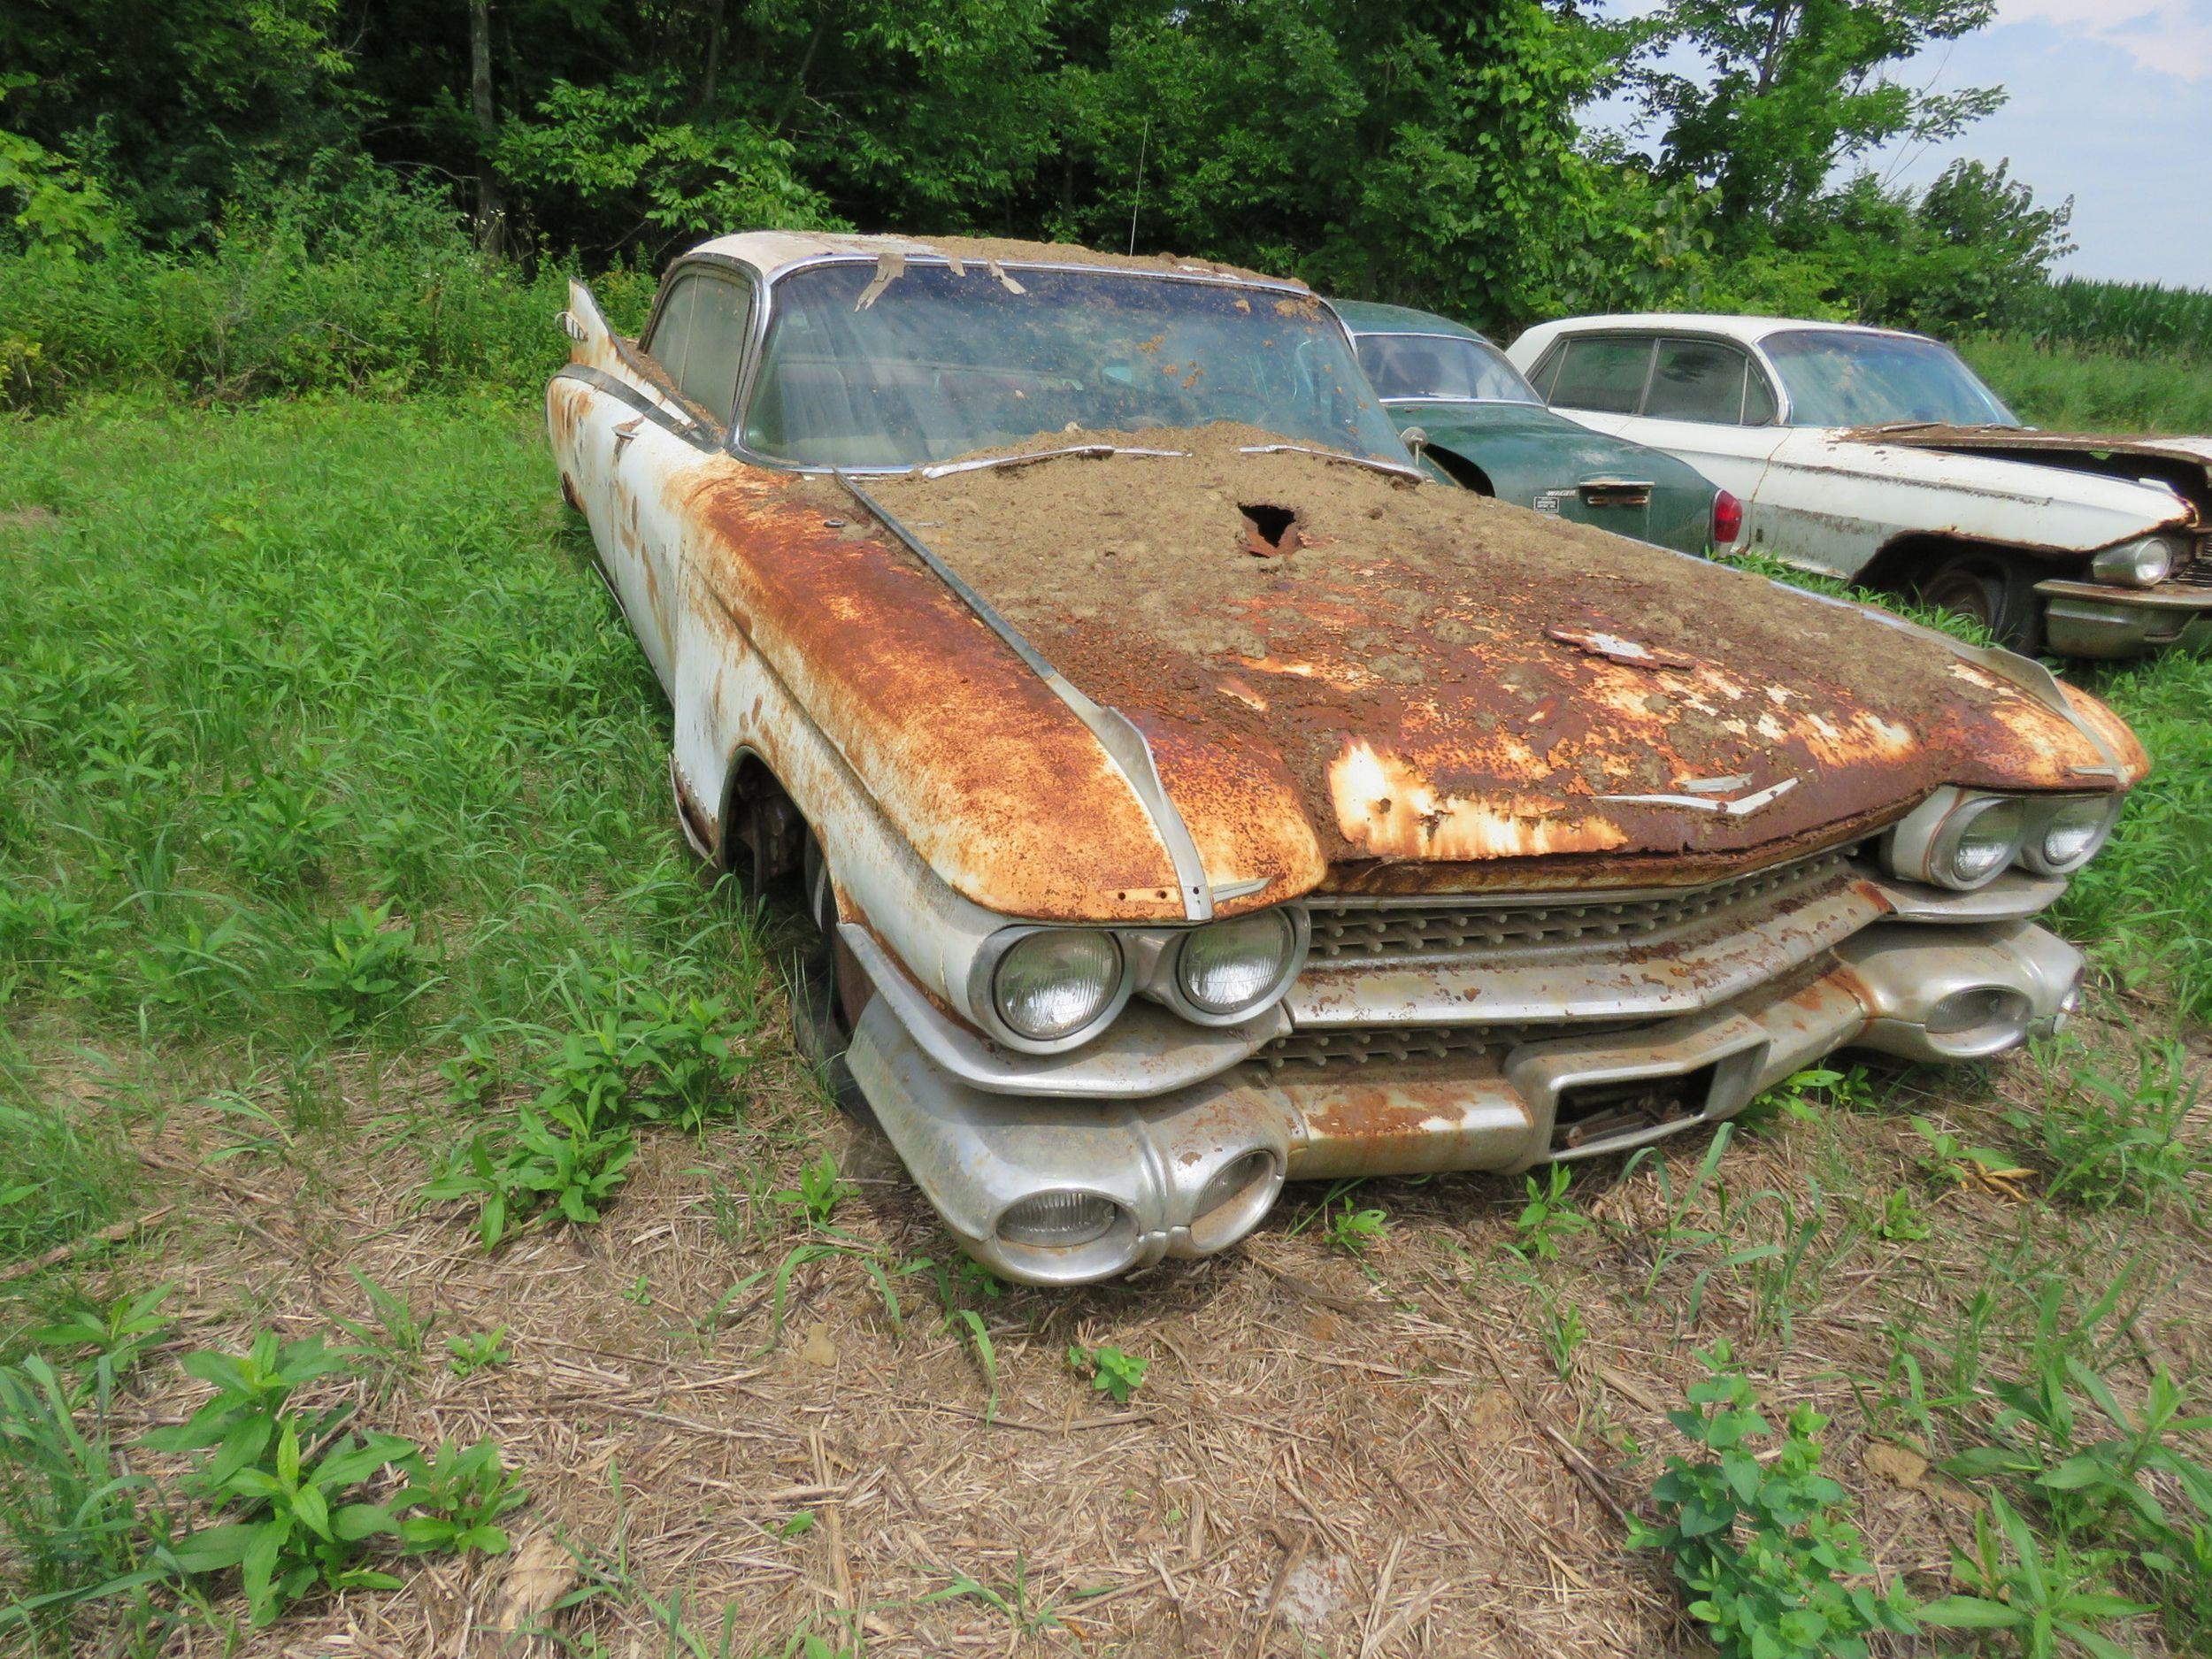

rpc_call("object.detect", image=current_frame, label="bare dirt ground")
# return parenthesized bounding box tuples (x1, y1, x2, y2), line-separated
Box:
(50, 978, 2212, 1659)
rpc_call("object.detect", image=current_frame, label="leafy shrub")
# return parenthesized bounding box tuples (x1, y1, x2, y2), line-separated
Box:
(299, 900, 435, 1031)
(423, 1099, 638, 1250)
(1632, 1342, 1916, 1659)
(0, 168, 660, 411)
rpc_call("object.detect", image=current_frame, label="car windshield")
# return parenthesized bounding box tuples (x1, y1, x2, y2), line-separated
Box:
(741, 262, 1407, 468)
(1353, 332, 1540, 404)
(1762, 329, 2020, 429)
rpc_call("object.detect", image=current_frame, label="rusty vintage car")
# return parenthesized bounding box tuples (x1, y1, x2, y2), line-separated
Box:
(547, 233, 2147, 1286)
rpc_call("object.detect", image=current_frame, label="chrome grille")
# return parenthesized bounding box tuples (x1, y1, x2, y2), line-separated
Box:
(2172, 537, 2212, 590)
(1257, 1025, 1532, 1071)
(1305, 850, 1851, 964)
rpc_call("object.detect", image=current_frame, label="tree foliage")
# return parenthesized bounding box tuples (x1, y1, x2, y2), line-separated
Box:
(0, 0, 2075, 339)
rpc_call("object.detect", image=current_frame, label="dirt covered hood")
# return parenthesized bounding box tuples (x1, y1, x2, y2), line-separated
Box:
(1843, 425, 2211, 529)
(849, 426, 2141, 901)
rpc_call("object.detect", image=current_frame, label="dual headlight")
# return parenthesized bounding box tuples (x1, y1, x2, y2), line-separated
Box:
(1884, 787, 2122, 891)
(2090, 533, 2184, 588)
(979, 909, 1305, 1051)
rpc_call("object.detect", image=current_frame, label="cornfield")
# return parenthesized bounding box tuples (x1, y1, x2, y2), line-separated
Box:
(2018, 275, 2212, 363)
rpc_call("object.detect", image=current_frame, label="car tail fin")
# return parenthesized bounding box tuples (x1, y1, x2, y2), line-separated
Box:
(559, 278, 618, 372)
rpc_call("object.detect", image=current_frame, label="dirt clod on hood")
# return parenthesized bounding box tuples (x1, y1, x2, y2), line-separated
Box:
(845, 422, 1967, 725)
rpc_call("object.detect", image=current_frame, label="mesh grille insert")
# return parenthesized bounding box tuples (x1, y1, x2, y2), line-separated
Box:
(1305, 851, 1850, 964)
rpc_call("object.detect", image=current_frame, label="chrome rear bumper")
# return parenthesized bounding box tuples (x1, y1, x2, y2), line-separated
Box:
(846, 919, 2082, 1285)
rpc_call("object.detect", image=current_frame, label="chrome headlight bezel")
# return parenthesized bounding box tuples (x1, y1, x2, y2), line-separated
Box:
(972, 926, 1134, 1054)
(1884, 787, 2029, 891)
(2090, 533, 2181, 588)
(2019, 793, 2123, 876)
(1162, 907, 1310, 1026)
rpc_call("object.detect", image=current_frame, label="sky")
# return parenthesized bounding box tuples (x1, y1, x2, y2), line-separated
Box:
(1595, 0, 2212, 288)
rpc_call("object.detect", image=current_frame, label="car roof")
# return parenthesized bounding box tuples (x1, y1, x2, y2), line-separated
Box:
(1330, 299, 1493, 344)
(1513, 311, 1938, 354)
(680, 231, 1311, 292)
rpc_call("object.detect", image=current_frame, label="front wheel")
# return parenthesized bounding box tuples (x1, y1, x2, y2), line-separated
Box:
(787, 833, 874, 1125)
(1914, 548, 2044, 656)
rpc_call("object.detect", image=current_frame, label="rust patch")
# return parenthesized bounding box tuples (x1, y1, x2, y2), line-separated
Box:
(857, 428, 2134, 894)
(677, 465, 1187, 922)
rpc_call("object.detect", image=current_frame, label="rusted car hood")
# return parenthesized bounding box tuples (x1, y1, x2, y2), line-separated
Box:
(1843, 425, 2212, 526)
(685, 428, 2144, 920)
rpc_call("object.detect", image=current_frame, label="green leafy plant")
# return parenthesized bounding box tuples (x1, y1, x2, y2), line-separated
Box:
(1631, 1341, 1917, 1659)
(0, 1356, 165, 1636)
(1067, 1343, 1148, 1405)
(1923, 1494, 2147, 1658)
(388, 1437, 526, 1555)
(29, 1283, 174, 1379)
(1537, 1291, 1586, 1378)
(1510, 1165, 1593, 1263)
(2009, 1034, 2206, 1211)
(1909, 1116, 2032, 1197)
(163, 1417, 418, 1626)
(218, 767, 346, 890)
(330, 1268, 434, 1396)
(129, 1332, 528, 1628)
(1740, 1065, 1875, 1129)
(1942, 1351, 2212, 1632)
(422, 1098, 638, 1250)
(1872, 1188, 1931, 1243)
(1320, 1194, 1388, 1255)
(444, 1327, 512, 1379)
(142, 1332, 357, 1494)
(772, 1151, 854, 1231)
(299, 900, 434, 1031)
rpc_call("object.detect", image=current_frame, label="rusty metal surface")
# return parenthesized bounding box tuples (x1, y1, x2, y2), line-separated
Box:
(1849, 426, 2212, 523)
(864, 443, 2134, 903)
(554, 263, 2146, 952)
(676, 464, 1192, 921)
(849, 916, 2085, 1281)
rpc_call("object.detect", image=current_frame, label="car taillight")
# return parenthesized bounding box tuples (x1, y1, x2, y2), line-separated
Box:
(1712, 489, 1744, 547)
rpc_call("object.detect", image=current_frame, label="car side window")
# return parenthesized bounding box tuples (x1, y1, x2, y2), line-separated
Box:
(1548, 336, 1655, 415)
(1743, 364, 1778, 426)
(642, 270, 752, 428)
(1645, 338, 1760, 424)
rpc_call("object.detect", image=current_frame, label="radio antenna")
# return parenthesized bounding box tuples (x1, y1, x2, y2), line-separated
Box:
(1127, 117, 1149, 256)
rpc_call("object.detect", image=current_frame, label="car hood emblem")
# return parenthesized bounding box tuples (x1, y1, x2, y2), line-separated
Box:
(1594, 775, 1801, 817)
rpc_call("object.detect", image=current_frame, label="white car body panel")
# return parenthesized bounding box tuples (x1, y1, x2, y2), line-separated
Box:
(1507, 313, 2196, 578)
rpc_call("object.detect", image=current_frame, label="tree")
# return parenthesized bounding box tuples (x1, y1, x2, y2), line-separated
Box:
(1635, 0, 2001, 237)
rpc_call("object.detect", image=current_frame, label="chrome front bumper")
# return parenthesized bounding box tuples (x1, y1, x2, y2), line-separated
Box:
(2037, 577, 2212, 658)
(846, 918, 2083, 1285)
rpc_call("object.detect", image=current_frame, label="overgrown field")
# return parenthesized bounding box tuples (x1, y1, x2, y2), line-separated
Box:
(1963, 336, 2212, 434)
(3, 398, 2211, 1658)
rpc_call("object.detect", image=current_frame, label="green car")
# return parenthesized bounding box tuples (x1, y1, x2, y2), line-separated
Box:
(1333, 299, 1735, 557)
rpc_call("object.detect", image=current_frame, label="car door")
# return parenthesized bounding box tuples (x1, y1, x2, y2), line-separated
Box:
(600, 266, 754, 689)
(1612, 337, 1787, 520)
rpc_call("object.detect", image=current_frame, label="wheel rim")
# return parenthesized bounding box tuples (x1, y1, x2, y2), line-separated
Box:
(1920, 564, 2002, 629)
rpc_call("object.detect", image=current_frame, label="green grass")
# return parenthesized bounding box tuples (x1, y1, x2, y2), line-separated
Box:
(0, 394, 768, 1268)
(1962, 335, 2212, 432)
